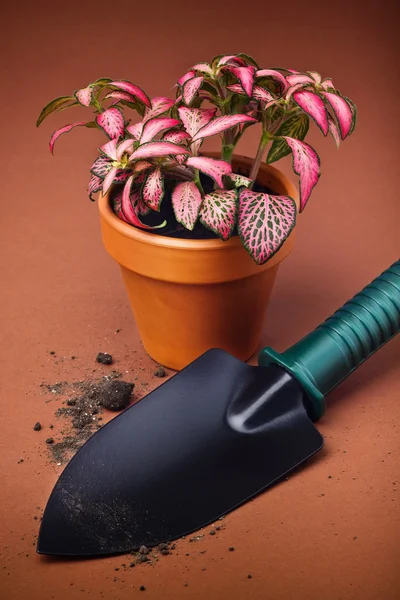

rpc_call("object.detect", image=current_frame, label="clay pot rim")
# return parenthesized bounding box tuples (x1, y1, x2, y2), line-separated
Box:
(99, 153, 299, 253)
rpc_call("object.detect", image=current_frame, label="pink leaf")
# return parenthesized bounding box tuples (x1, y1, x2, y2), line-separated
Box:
(191, 114, 257, 141)
(49, 122, 87, 154)
(328, 115, 340, 148)
(135, 190, 152, 216)
(90, 155, 113, 178)
(113, 169, 132, 183)
(227, 83, 245, 94)
(230, 67, 255, 97)
(102, 166, 119, 195)
(100, 138, 118, 160)
(178, 106, 216, 137)
(133, 160, 152, 173)
(129, 141, 190, 161)
(186, 156, 232, 188)
(292, 91, 328, 135)
(116, 139, 135, 160)
(127, 122, 143, 140)
(200, 190, 237, 240)
(112, 189, 130, 223)
(144, 96, 175, 122)
(172, 181, 202, 230)
(229, 173, 252, 188)
(176, 154, 188, 165)
(96, 107, 125, 139)
(320, 78, 335, 91)
(142, 166, 164, 211)
(252, 85, 274, 104)
(104, 90, 138, 104)
(255, 69, 288, 91)
(87, 173, 103, 200)
(321, 92, 353, 140)
(140, 117, 181, 144)
(238, 190, 296, 265)
(177, 71, 196, 87)
(121, 177, 161, 229)
(287, 74, 314, 86)
(191, 63, 214, 75)
(183, 76, 204, 105)
(307, 71, 322, 83)
(75, 86, 93, 107)
(162, 130, 190, 144)
(109, 81, 151, 107)
(283, 137, 320, 211)
(285, 83, 308, 101)
(217, 55, 247, 67)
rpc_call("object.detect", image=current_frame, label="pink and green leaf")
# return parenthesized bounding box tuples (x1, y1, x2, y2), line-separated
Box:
(87, 174, 103, 200)
(178, 106, 217, 137)
(36, 96, 78, 127)
(113, 169, 132, 183)
(341, 95, 357, 135)
(144, 96, 175, 121)
(95, 107, 125, 139)
(133, 160, 152, 173)
(238, 190, 297, 265)
(186, 156, 232, 188)
(321, 92, 353, 140)
(109, 81, 151, 107)
(200, 190, 237, 240)
(328, 114, 340, 148)
(171, 181, 203, 230)
(286, 73, 314, 86)
(104, 90, 139, 104)
(227, 83, 246, 95)
(142, 166, 164, 211)
(121, 177, 165, 229)
(229, 67, 255, 97)
(292, 90, 328, 135)
(252, 85, 274, 104)
(267, 113, 309, 164)
(162, 130, 190, 144)
(140, 117, 181, 143)
(129, 141, 190, 161)
(90, 155, 113, 178)
(102, 165, 119, 195)
(307, 71, 322, 83)
(229, 173, 252, 189)
(217, 55, 247, 67)
(191, 114, 257, 141)
(255, 69, 288, 91)
(49, 121, 88, 154)
(74, 86, 93, 107)
(183, 76, 204, 105)
(283, 137, 320, 211)
(112, 189, 130, 223)
(320, 78, 335, 91)
(191, 63, 214, 76)
(177, 71, 196, 87)
(116, 138, 135, 160)
(100, 138, 118, 160)
(127, 122, 143, 140)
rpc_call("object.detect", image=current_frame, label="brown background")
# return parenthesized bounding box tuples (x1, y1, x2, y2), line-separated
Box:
(1, 0, 399, 598)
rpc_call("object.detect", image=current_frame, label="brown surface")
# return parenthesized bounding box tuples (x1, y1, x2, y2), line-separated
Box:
(1, 0, 399, 598)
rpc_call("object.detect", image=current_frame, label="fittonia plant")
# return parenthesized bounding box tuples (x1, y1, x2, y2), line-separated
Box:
(37, 53, 356, 264)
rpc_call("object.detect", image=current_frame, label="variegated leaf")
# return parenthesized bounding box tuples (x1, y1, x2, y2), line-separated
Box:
(112, 189, 130, 223)
(36, 96, 78, 127)
(186, 156, 232, 188)
(129, 141, 189, 161)
(171, 181, 202, 230)
(252, 85, 274, 104)
(307, 71, 322, 83)
(113, 169, 132, 183)
(127, 122, 143, 140)
(341, 95, 357, 135)
(200, 190, 237, 240)
(229, 67, 255, 97)
(162, 130, 190, 144)
(140, 117, 181, 143)
(96, 107, 125, 139)
(293, 90, 328, 135)
(121, 177, 165, 229)
(191, 62, 214, 75)
(320, 78, 335, 91)
(102, 165, 119, 195)
(133, 160, 153, 173)
(238, 190, 296, 265)
(183, 76, 204, 105)
(177, 71, 196, 87)
(176, 154, 188, 165)
(227, 83, 246, 95)
(75, 86, 93, 107)
(327, 114, 340, 148)
(142, 167, 164, 211)
(217, 55, 247, 67)
(87, 173, 103, 200)
(49, 122, 87, 154)
(267, 113, 309, 164)
(178, 106, 217, 137)
(104, 90, 138, 104)
(229, 173, 252, 188)
(90, 155, 113, 178)
(321, 92, 353, 140)
(144, 96, 175, 122)
(286, 73, 314, 86)
(109, 81, 151, 107)
(255, 69, 288, 91)
(116, 138, 135, 160)
(191, 115, 257, 141)
(100, 138, 118, 160)
(285, 82, 309, 101)
(283, 137, 320, 211)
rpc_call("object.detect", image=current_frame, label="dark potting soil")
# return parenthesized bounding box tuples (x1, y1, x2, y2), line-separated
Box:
(110, 171, 274, 240)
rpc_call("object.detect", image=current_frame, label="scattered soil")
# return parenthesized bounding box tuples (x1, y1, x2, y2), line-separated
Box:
(153, 367, 166, 378)
(96, 352, 113, 365)
(97, 380, 134, 411)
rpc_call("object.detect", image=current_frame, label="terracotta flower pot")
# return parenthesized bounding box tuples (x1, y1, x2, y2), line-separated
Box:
(98, 153, 298, 370)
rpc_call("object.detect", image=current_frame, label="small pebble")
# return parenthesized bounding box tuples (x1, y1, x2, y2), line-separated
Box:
(139, 585, 146, 591)
(139, 545, 150, 555)
(49, 351, 56, 355)
(228, 546, 235, 552)
(45, 438, 54, 445)
(129, 562, 135, 568)
(209, 530, 216, 536)
(154, 367, 166, 378)
(66, 399, 76, 406)
(96, 352, 113, 365)
(33, 422, 42, 431)
(247, 574, 253, 579)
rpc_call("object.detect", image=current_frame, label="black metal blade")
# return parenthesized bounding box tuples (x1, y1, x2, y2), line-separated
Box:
(37, 349, 323, 557)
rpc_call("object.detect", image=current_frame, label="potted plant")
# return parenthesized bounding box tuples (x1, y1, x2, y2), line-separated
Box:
(37, 53, 356, 370)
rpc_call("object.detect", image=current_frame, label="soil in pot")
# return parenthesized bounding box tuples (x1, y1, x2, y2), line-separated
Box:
(110, 171, 273, 240)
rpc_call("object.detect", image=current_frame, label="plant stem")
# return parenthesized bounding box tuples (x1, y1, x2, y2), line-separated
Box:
(222, 144, 234, 163)
(193, 169, 205, 196)
(249, 134, 269, 186)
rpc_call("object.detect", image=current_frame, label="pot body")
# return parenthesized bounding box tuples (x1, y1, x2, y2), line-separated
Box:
(98, 154, 298, 370)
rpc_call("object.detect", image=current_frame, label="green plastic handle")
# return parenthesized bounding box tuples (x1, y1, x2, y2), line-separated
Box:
(259, 260, 400, 420)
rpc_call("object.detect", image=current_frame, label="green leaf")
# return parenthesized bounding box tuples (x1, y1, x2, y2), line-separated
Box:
(267, 113, 309, 164)
(341, 94, 357, 136)
(84, 121, 98, 128)
(92, 77, 113, 87)
(36, 96, 78, 127)
(236, 53, 259, 68)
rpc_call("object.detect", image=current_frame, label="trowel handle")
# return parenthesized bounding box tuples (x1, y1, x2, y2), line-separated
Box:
(259, 260, 400, 420)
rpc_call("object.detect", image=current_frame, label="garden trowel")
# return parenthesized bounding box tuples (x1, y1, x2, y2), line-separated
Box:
(37, 260, 400, 557)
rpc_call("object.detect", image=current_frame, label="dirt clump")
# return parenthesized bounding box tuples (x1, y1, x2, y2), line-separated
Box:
(96, 352, 113, 365)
